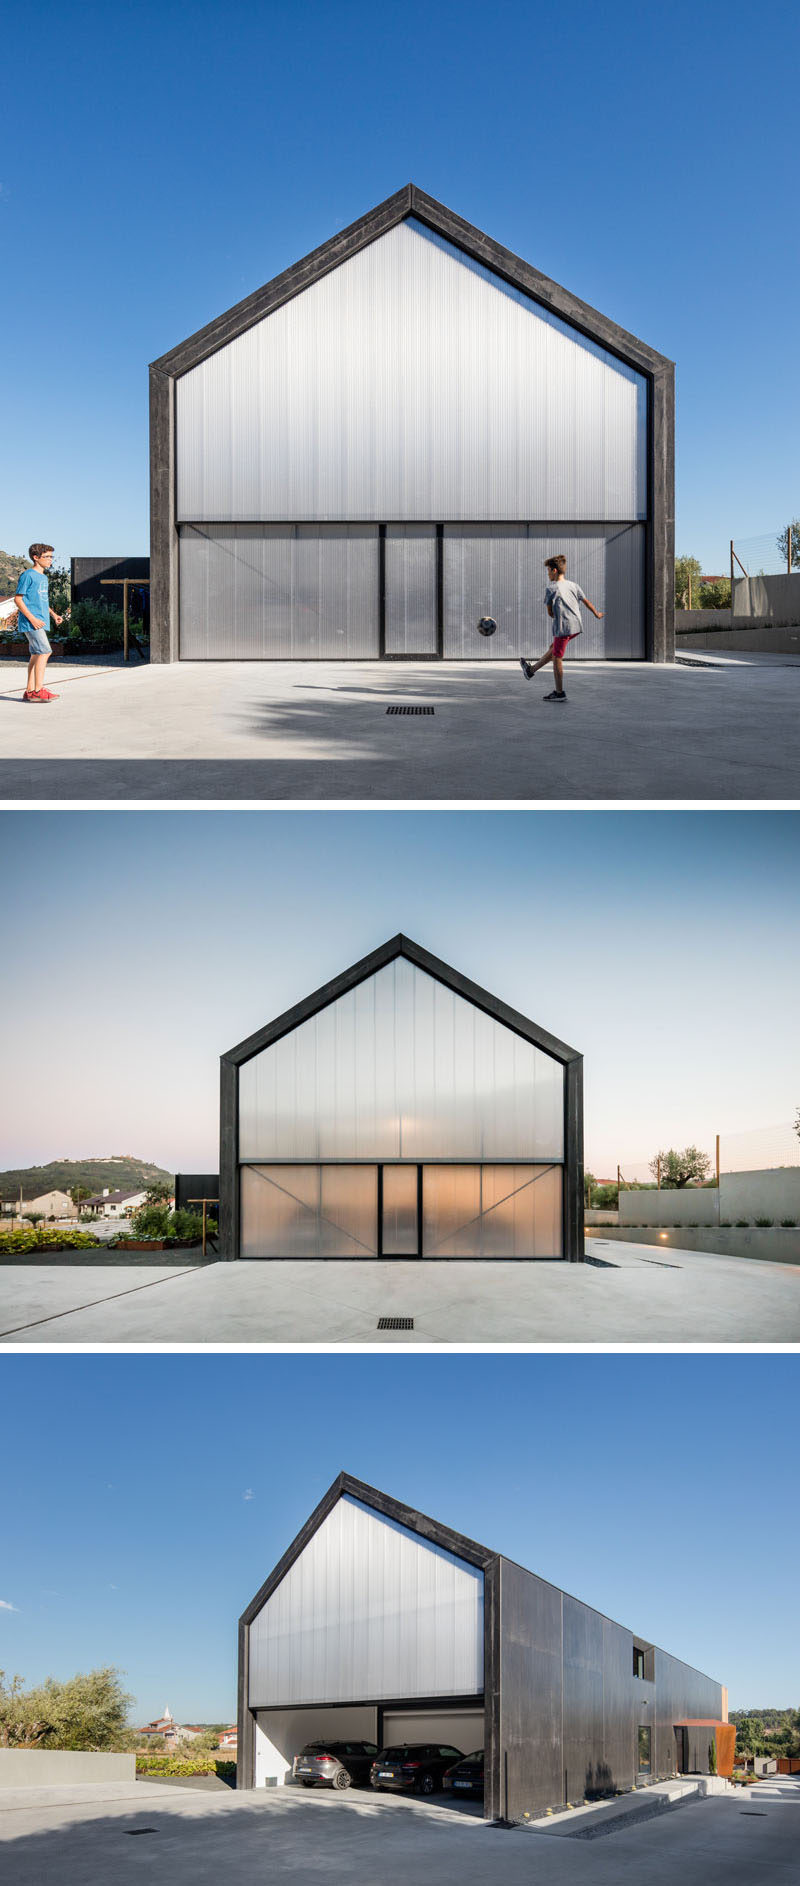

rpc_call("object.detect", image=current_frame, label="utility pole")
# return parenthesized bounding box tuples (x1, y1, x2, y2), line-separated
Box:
(657, 1156, 661, 1190)
(789, 525, 793, 578)
(730, 539, 735, 619)
(715, 1134, 720, 1187)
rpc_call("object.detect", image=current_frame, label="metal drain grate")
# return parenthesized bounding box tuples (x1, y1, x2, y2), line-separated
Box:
(385, 705, 434, 714)
(377, 1316, 414, 1330)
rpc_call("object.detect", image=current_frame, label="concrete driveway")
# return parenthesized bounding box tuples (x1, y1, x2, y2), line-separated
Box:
(2, 654, 799, 799)
(2, 1240, 798, 1344)
(1, 1774, 797, 1885)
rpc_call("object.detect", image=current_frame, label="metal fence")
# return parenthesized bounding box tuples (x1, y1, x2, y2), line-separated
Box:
(731, 524, 798, 579)
(589, 1123, 799, 1194)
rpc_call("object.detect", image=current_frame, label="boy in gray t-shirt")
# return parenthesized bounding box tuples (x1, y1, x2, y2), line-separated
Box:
(520, 555, 603, 701)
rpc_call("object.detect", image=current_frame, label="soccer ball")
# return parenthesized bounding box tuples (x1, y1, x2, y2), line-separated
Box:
(477, 616, 497, 637)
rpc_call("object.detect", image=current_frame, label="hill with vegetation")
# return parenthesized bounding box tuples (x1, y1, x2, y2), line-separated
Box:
(0, 1156, 174, 1203)
(730, 1707, 800, 1756)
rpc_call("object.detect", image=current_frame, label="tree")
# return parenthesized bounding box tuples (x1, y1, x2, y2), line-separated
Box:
(776, 520, 800, 572)
(143, 1186, 172, 1207)
(0, 1667, 132, 1750)
(23, 1212, 44, 1227)
(583, 1172, 597, 1207)
(69, 1185, 92, 1208)
(649, 1147, 711, 1189)
(700, 579, 731, 609)
(675, 555, 703, 611)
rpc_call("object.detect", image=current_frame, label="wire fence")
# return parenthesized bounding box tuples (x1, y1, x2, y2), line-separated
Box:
(589, 1122, 799, 1194)
(732, 524, 799, 579)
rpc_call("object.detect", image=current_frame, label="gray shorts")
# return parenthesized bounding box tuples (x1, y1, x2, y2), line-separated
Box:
(24, 622, 51, 656)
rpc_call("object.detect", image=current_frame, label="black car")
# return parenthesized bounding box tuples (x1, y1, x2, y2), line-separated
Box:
(292, 1740, 378, 1790)
(443, 1749, 485, 1797)
(370, 1743, 464, 1797)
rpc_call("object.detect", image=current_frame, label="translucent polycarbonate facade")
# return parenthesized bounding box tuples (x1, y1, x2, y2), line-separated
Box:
(176, 218, 647, 524)
(422, 1164, 562, 1258)
(241, 1166, 378, 1258)
(238, 958, 564, 1163)
(178, 524, 379, 658)
(443, 523, 646, 660)
(382, 1165, 419, 1255)
(248, 1494, 484, 1707)
(384, 525, 438, 655)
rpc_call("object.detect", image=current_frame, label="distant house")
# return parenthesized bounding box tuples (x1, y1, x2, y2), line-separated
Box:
(218, 1726, 238, 1750)
(136, 1706, 205, 1745)
(21, 1189, 77, 1221)
(81, 1186, 155, 1219)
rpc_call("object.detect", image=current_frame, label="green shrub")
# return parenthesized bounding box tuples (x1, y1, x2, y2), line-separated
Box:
(0, 1227, 100, 1255)
(136, 1754, 235, 1780)
(735, 1219, 749, 1228)
(780, 1218, 798, 1228)
(68, 598, 126, 647)
(591, 1184, 619, 1210)
(720, 1221, 732, 1227)
(129, 1203, 171, 1239)
(754, 1218, 774, 1228)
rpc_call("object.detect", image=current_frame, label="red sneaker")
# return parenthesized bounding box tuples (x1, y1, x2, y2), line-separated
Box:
(24, 690, 45, 702)
(36, 688, 60, 700)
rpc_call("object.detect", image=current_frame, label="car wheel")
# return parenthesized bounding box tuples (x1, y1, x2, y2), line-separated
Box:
(419, 1773, 435, 1796)
(332, 1768, 351, 1790)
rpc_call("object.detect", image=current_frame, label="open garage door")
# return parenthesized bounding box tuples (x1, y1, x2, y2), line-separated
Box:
(255, 1706, 378, 1787)
(381, 1708, 484, 1753)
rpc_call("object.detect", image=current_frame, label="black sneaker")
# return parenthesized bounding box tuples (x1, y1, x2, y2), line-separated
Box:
(543, 690, 567, 702)
(520, 659, 534, 679)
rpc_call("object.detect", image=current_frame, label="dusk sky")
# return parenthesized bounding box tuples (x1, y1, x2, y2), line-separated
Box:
(0, 808, 797, 1179)
(1, 1353, 796, 1722)
(1, 0, 798, 573)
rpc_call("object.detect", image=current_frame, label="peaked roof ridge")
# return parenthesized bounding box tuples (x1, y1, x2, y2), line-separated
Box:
(222, 933, 581, 1068)
(152, 184, 672, 381)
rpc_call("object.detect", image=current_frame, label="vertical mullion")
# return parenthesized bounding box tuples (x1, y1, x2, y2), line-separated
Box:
(379, 524, 387, 657)
(436, 525, 444, 658)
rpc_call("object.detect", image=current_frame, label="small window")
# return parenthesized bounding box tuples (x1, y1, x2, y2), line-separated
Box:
(633, 1647, 645, 1679)
(637, 1725, 651, 1774)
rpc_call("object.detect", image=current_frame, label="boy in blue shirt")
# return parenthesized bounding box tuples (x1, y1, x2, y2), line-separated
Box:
(14, 542, 64, 702)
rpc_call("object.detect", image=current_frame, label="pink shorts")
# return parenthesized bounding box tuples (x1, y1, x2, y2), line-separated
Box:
(552, 634, 571, 659)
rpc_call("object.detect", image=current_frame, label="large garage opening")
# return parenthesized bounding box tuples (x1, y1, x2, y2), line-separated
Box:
(255, 1705, 378, 1787)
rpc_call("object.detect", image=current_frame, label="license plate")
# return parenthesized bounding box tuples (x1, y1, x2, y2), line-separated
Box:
(379, 1770, 394, 1778)
(297, 1765, 312, 1773)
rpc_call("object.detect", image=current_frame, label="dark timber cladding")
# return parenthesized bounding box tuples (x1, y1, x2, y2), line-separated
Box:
(221, 931, 584, 1259)
(150, 182, 674, 663)
(237, 1473, 725, 1822)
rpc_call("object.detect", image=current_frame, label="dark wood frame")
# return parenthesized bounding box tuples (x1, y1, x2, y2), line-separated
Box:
(150, 184, 674, 664)
(220, 933, 584, 1265)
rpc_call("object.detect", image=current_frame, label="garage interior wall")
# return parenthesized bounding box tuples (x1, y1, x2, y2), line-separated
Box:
(255, 1706, 378, 1787)
(381, 1709, 484, 1752)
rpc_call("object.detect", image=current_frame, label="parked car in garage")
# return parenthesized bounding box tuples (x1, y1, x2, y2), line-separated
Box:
(370, 1744, 464, 1796)
(443, 1749, 485, 1797)
(292, 1740, 378, 1790)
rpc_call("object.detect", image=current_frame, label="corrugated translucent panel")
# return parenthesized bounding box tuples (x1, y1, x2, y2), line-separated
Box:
(443, 523, 645, 659)
(385, 525, 438, 654)
(239, 958, 564, 1162)
(249, 1495, 484, 1707)
(241, 1166, 378, 1257)
(422, 1165, 562, 1257)
(178, 524, 379, 657)
(177, 219, 647, 523)
(382, 1165, 419, 1255)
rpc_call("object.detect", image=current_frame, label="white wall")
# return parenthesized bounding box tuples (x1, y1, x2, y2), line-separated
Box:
(0, 1751, 135, 1789)
(248, 1495, 484, 1708)
(619, 1190, 719, 1227)
(254, 1705, 377, 1786)
(177, 218, 646, 526)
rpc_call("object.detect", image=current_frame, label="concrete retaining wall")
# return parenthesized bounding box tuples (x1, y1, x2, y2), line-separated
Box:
(586, 1227, 800, 1263)
(676, 616, 800, 652)
(0, 1750, 135, 1788)
(720, 1167, 800, 1221)
(734, 573, 800, 621)
(619, 1190, 718, 1228)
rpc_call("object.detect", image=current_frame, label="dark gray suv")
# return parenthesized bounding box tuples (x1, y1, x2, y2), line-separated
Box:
(293, 1740, 378, 1790)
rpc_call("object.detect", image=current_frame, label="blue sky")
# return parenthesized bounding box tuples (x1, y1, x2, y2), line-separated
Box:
(1, 1353, 796, 1721)
(1, 808, 797, 1178)
(1, 0, 797, 573)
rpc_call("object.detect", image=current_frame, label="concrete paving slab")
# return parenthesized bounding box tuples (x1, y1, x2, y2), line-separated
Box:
(1, 1774, 798, 1885)
(1, 657, 798, 799)
(2, 1240, 798, 1344)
